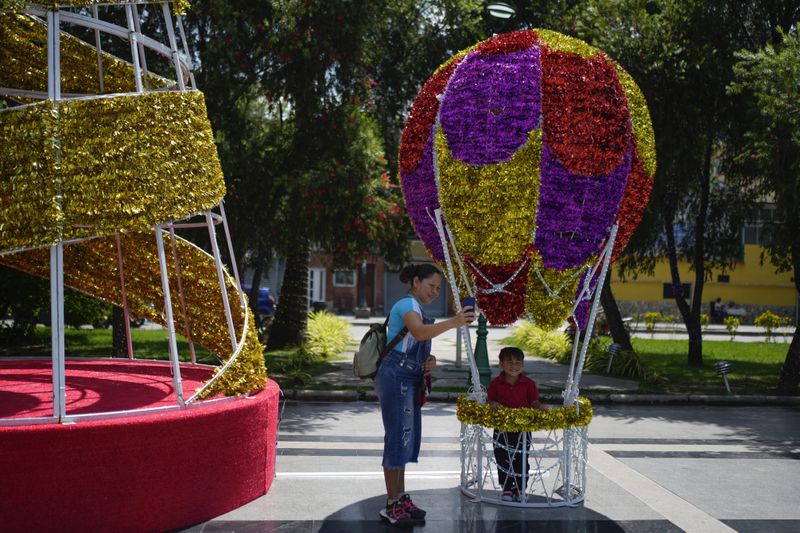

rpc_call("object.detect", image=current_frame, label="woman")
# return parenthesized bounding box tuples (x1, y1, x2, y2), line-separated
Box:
(376, 263, 475, 526)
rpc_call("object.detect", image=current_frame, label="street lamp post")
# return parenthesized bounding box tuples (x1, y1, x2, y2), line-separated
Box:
(485, 1, 516, 34)
(485, 2, 516, 20)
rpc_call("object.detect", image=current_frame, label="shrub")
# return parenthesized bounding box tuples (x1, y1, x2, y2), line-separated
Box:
(507, 321, 571, 362)
(700, 313, 709, 328)
(724, 316, 740, 340)
(305, 311, 352, 357)
(644, 312, 661, 335)
(754, 310, 784, 342)
(585, 346, 646, 379)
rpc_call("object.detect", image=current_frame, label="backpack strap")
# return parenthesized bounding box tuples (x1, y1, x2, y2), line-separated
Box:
(379, 314, 408, 362)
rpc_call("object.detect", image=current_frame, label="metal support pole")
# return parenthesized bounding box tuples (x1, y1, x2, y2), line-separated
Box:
(125, 3, 143, 93)
(176, 15, 197, 89)
(155, 226, 184, 406)
(91, 4, 104, 93)
(161, 2, 185, 90)
(50, 244, 66, 419)
(47, 10, 66, 420)
(206, 212, 238, 352)
(115, 233, 133, 359)
(566, 224, 618, 406)
(131, 4, 150, 90)
(219, 201, 245, 310)
(168, 224, 196, 364)
(433, 208, 483, 400)
(456, 326, 462, 368)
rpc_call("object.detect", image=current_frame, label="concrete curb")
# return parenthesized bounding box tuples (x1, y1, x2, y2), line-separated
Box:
(279, 388, 800, 406)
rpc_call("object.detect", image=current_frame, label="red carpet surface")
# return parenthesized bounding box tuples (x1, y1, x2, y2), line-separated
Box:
(0, 358, 215, 418)
(0, 359, 280, 533)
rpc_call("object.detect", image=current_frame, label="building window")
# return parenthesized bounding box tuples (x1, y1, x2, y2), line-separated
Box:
(717, 274, 730, 283)
(333, 270, 356, 287)
(663, 282, 691, 299)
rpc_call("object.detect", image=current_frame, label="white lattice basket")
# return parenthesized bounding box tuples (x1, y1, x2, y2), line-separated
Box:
(459, 423, 588, 507)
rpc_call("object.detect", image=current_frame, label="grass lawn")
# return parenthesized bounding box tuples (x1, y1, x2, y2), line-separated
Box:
(0, 326, 216, 363)
(3, 327, 794, 396)
(632, 337, 790, 395)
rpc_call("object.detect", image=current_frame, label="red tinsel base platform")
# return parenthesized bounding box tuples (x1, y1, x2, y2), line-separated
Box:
(0, 358, 280, 533)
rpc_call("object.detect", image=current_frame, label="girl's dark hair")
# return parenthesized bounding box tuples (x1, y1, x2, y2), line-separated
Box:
(499, 346, 524, 361)
(399, 263, 442, 285)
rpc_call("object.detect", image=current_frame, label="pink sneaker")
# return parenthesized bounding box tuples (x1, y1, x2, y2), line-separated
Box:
(399, 493, 426, 519)
(379, 500, 413, 527)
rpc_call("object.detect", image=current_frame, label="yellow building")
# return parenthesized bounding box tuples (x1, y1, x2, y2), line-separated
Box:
(611, 244, 797, 323)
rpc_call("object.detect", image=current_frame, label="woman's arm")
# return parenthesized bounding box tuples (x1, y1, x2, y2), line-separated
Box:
(402, 307, 475, 341)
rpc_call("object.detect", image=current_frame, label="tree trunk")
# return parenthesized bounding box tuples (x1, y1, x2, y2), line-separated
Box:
(111, 306, 127, 357)
(777, 331, 800, 394)
(266, 236, 310, 350)
(248, 250, 269, 319)
(777, 264, 800, 394)
(664, 182, 699, 366)
(600, 271, 633, 351)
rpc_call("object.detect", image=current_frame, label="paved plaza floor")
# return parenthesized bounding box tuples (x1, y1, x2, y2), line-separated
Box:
(183, 400, 800, 532)
(181, 316, 799, 532)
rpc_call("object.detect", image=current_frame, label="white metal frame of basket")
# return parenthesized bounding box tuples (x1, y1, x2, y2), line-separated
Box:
(430, 205, 618, 507)
(0, 2, 252, 426)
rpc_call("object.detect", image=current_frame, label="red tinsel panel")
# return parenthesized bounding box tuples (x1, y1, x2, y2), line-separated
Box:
(399, 58, 462, 175)
(475, 30, 539, 55)
(610, 151, 653, 261)
(541, 48, 631, 177)
(466, 247, 532, 325)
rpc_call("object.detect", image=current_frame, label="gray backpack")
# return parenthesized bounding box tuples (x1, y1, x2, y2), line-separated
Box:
(353, 316, 408, 379)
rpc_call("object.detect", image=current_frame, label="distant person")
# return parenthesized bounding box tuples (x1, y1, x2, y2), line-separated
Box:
(711, 297, 726, 324)
(488, 346, 548, 502)
(375, 263, 475, 526)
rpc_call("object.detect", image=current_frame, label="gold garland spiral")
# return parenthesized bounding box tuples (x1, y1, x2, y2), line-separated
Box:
(456, 395, 592, 432)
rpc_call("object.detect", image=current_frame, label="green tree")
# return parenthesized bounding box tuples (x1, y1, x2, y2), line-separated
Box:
(574, 0, 796, 367)
(363, 0, 484, 179)
(184, 1, 417, 348)
(0, 266, 48, 343)
(727, 26, 800, 393)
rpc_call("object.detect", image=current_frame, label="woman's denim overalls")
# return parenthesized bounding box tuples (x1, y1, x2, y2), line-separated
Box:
(375, 314, 434, 469)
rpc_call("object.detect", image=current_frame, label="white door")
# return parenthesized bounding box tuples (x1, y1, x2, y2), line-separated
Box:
(308, 268, 326, 308)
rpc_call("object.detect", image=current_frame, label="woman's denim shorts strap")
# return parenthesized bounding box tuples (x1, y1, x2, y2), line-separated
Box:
(382, 349, 422, 374)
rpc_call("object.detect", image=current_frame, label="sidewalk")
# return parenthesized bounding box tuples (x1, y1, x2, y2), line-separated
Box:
(282, 315, 800, 407)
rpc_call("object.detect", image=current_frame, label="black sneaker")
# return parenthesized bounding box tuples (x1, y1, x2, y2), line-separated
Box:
(399, 493, 427, 520)
(378, 501, 414, 527)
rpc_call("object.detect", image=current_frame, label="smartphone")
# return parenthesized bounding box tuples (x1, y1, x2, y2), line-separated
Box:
(462, 296, 476, 311)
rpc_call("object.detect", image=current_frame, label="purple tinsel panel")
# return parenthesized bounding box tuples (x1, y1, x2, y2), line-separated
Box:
(534, 141, 632, 270)
(400, 133, 445, 261)
(439, 48, 541, 165)
(572, 269, 600, 330)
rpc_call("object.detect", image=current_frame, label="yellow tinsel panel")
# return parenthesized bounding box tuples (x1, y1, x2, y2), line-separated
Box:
(0, 13, 172, 98)
(436, 128, 542, 265)
(0, 91, 225, 252)
(525, 254, 588, 331)
(456, 396, 592, 432)
(58, 91, 226, 240)
(0, 2, 190, 16)
(612, 62, 657, 178)
(0, 230, 267, 397)
(536, 29, 601, 58)
(0, 101, 62, 251)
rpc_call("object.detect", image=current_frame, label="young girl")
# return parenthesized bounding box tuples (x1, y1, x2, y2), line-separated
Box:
(376, 263, 475, 526)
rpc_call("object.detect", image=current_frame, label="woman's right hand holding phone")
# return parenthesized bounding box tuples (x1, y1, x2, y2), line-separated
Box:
(457, 296, 476, 326)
